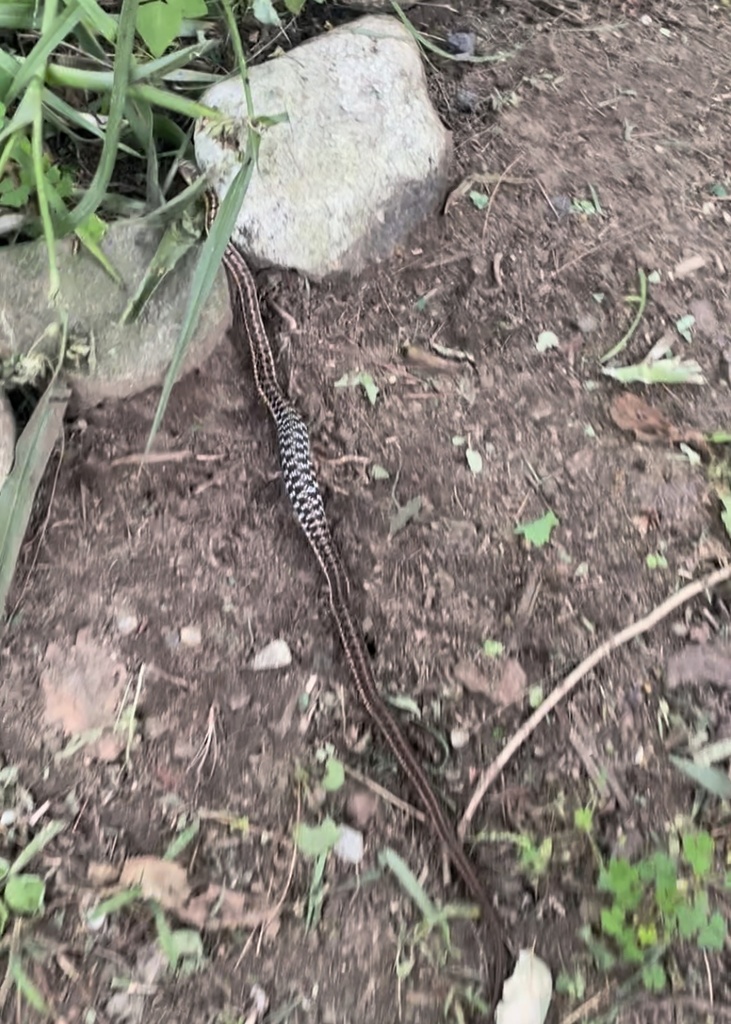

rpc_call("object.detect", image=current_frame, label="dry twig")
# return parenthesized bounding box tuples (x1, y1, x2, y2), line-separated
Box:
(460, 563, 731, 835)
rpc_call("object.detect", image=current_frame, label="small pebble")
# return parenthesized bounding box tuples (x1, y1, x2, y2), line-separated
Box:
(576, 312, 598, 335)
(334, 825, 364, 866)
(162, 628, 179, 650)
(450, 727, 471, 750)
(115, 611, 139, 636)
(180, 624, 202, 648)
(250, 639, 292, 671)
(455, 87, 478, 113)
(447, 30, 476, 56)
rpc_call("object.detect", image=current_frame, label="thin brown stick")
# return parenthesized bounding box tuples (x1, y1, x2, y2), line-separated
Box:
(482, 156, 522, 245)
(460, 563, 731, 835)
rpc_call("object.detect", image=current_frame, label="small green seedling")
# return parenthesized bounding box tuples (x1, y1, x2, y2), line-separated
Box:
(514, 510, 559, 548)
(334, 370, 380, 407)
(585, 828, 727, 990)
(0, 818, 65, 1014)
(645, 552, 668, 571)
(294, 817, 342, 931)
(674, 314, 695, 343)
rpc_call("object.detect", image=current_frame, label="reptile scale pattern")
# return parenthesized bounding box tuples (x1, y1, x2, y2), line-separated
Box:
(201, 178, 507, 1004)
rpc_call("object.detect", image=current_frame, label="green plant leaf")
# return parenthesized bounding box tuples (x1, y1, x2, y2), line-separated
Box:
(697, 911, 726, 950)
(598, 858, 643, 911)
(252, 0, 281, 25)
(379, 847, 440, 924)
(641, 962, 666, 992)
(573, 806, 593, 835)
(87, 886, 142, 926)
(482, 639, 504, 658)
(681, 830, 714, 878)
(0, 383, 69, 621)
(389, 496, 421, 538)
(334, 370, 380, 407)
(514, 510, 559, 548)
(678, 889, 709, 935)
(469, 189, 488, 210)
(636, 922, 658, 947)
(8, 820, 65, 876)
(0, 898, 8, 936)
(283, 0, 306, 11)
(5, 873, 45, 915)
(294, 818, 341, 858)
(601, 357, 705, 386)
(136, 0, 184, 58)
(321, 756, 345, 792)
(675, 314, 695, 343)
(163, 819, 200, 861)
(9, 958, 49, 1013)
(600, 903, 627, 939)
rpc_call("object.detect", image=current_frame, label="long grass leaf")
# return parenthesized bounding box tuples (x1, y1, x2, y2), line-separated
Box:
(64, 0, 139, 229)
(390, 0, 510, 64)
(378, 848, 439, 921)
(145, 158, 254, 452)
(0, 381, 69, 623)
(5, 2, 83, 104)
(76, 0, 118, 42)
(9, 821, 65, 875)
(120, 214, 201, 324)
(600, 269, 647, 364)
(9, 958, 50, 1014)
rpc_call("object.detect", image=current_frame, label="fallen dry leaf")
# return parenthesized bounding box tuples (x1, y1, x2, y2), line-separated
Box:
(454, 659, 492, 696)
(119, 855, 277, 934)
(610, 393, 678, 443)
(41, 628, 124, 736)
(497, 658, 528, 708)
(609, 393, 708, 456)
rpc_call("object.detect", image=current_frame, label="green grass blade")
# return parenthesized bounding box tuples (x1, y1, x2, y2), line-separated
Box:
(9, 820, 65, 875)
(63, 0, 139, 229)
(76, 0, 118, 42)
(0, 380, 69, 624)
(145, 157, 254, 452)
(0, 2, 43, 31)
(378, 847, 439, 922)
(9, 957, 50, 1014)
(389, 0, 510, 64)
(5, 2, 84, 104)
(600, 269, 647, 364)
(120, 213, 201, 324)
(132, 39, 219, 80)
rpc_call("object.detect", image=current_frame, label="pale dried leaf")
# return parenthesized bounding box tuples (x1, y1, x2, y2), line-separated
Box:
(495, 949, 552, 1024)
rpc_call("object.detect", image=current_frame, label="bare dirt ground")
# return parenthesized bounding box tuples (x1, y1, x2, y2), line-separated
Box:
(2, 1, 730, 1021)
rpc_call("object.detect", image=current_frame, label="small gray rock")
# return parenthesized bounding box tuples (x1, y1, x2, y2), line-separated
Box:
(250, 638, 292, 671)
(447, 30, 476, 56)
(455, 87, 479, 113)
(333, 825, 365, 865)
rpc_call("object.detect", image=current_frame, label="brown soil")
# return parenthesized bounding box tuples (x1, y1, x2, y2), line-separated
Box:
(2, 1, 731, 1022)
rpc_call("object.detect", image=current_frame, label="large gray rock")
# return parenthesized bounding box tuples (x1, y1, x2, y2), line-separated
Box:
(195, 15, 452, 280)
(0, 221, 230, 409)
